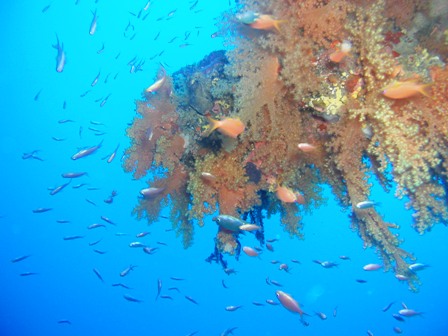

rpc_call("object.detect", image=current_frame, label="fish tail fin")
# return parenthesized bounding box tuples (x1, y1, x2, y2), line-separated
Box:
(203, 116, 219, 137)
(419, 84, 433, 99)
(52, 34, 60, 49)
(274, 20, 286, 33)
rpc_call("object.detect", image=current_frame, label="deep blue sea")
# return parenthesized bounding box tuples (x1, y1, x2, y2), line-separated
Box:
(1, 1, 447, 335)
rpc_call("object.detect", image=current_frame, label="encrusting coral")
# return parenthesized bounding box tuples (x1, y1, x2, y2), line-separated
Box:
(124, 0, 448, 290)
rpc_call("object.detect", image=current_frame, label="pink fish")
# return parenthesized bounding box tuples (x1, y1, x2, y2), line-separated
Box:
(276, 290, 306, 317)
(242, 246, 259, 257)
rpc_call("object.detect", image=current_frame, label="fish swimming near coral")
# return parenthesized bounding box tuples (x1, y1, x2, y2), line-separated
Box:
(213, 215, 257, 232)
(329, 40, 352, 63)
(204, 116, 245, 138)
(381, 79, 431, 99)
(245, 14, 285, 33)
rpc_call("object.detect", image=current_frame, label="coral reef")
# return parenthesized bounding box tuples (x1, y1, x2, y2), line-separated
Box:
(124, 0, 448, 290)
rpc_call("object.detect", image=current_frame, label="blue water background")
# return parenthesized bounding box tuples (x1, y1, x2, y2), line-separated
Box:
(0, 1, 447, 335)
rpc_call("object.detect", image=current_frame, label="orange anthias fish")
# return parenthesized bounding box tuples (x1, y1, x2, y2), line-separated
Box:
(382, 79, 431, 99)
(249, 15, 285, 32)
(205, 116, 245, 138)
(276, 186, 305, 204)
(329, 40, 352, 63)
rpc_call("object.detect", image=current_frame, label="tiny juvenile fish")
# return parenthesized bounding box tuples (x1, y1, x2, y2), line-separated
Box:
(265, 299, 279, 306)
(93, 268, 105, 282)
(52, 137, 66, 141)
(112, 283, 132, 289)
(91, 71, 100, 87)
(88, 239, 102, 246)
(93, 249, 107, 254)
(100, 216, 115, 225)
(156, 279, 162, 300)
(89, 10, 98, 35)
(382, 301, 395, 312)
(185, 295, 199, 305)
(63, 235, 84, 241)
(270, 279, 283, 287)
(57, 320, 71, 324)
(34, 89, 42, 101)
(123, 294, 143, 303)
(61, 172, 87, 178)
(11, 255, 31, 263)
(32, 207, 53, 213)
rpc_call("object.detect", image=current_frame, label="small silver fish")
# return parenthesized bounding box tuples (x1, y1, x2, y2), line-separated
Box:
(356, 200, 380, 209)
(52, 35, 66, 73)
(71, 140, 103, 160)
